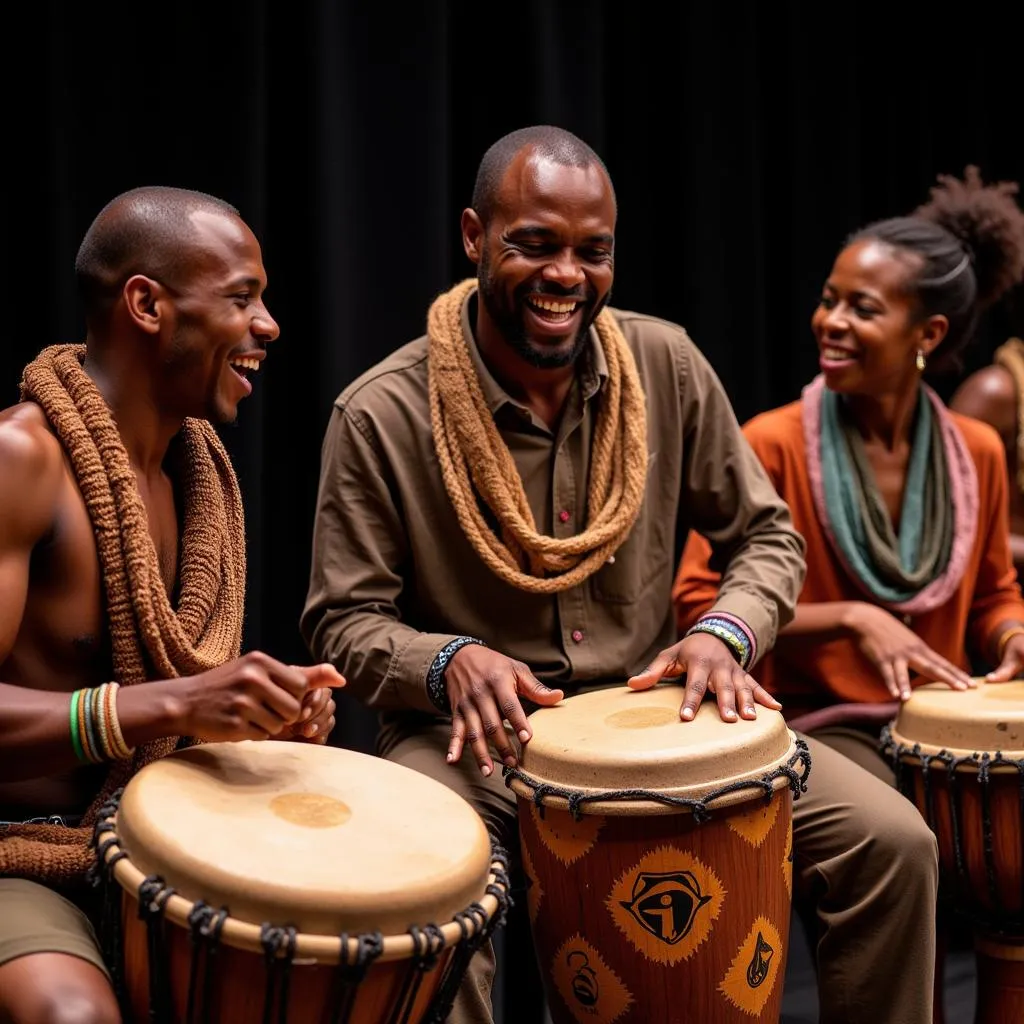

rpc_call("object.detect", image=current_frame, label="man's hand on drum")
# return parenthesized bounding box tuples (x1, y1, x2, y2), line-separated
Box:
(986, 623, 1024, 683)
(277, 665, 341, 744)
(445, 645, 564, 777)
(627, 633, 781, 723)
(843, 603, 973, 699)
(168, 651, 345, 743)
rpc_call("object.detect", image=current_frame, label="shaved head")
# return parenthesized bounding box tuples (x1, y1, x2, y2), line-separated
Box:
(75, 186, 241, 327)
(471, 126, 613, 225)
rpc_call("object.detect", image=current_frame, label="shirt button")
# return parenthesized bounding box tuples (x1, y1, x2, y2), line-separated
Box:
(571, 629, 584, 643)
(558, 509, 571, 523)
(903, 614, 912, 626)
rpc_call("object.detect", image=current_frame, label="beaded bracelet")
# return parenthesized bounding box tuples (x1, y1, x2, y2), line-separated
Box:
(427, 637, 487, 713)
(69, 682, 135, 764)
(685, 612, 756, 671)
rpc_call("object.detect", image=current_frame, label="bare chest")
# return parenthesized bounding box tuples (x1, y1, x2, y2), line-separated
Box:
(5, 465, 179, 691)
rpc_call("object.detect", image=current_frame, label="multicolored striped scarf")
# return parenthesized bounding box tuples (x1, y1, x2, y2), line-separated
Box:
(802, 374, 978, 614)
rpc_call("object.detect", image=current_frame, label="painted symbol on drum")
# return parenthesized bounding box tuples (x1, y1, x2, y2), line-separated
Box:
(719, 916, 783, 1016)
(568, 951, 599, 1006)
(529, 801, 604, 866)
(620, 871, 709, 944)
(607, 847, 725, 964)
(551, 935, 634, 1024)
(782, 822, 793, 898)
(727, 794, 781, 847)
(521, 842, 545, 926)
(746, 931, 774, 987)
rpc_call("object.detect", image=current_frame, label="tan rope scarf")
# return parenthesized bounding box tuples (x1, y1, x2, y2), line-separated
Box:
(0, 344, 246, 886)
(428, 279, 648, 593)
(993, 337, 1024, 496)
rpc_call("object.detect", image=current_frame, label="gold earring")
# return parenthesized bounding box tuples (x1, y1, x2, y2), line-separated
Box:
(916, 350, 926, 372)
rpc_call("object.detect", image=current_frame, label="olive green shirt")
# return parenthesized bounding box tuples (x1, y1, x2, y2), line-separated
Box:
(301, 297, 806, 717)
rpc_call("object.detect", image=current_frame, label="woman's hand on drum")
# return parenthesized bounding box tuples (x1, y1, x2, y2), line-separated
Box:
(627, 633, 781, 723)
(985, 626, 1024, 683)
(843, 603, 974, 699)
(168, 652, 344, 742)
(444, 645, 564, 777)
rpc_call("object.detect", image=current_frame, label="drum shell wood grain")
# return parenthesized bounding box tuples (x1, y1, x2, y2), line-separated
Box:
(886, 681, 1024, 1024)
(512, 685, 799, 1024)
(518, 791, 794, 1024)
(117, 900, 452, 1023)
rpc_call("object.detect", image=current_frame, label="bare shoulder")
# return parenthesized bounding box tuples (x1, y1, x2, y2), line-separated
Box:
(0, 402, 65, 543)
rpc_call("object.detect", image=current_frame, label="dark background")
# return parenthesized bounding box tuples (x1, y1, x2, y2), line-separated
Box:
(6, 2, 1022, 756)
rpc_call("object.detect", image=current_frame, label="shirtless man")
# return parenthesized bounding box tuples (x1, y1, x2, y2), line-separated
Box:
(0, 186, 341, 1024)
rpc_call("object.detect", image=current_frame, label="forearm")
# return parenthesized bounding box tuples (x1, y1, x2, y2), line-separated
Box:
(776, 602, 860, 645)
(0, 678, 184, 782)
(303, 609, 461, 714)
(710, 520, 807, 659)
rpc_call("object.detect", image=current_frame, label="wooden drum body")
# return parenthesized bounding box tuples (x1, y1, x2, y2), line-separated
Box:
(506, 684, 811, 1024)
(91, 741, 510, 1024)
(881, 681, 1024, 1024)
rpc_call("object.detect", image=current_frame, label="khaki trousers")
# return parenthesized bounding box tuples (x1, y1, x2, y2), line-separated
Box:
(379, 718, 937, 1024)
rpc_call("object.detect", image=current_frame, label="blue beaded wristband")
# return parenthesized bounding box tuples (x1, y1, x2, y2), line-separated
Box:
(426, 637, 487, 712)
(685, 616, 753, 671)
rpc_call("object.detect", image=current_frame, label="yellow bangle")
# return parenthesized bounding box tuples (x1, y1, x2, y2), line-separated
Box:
(996, 625, 1024, 660)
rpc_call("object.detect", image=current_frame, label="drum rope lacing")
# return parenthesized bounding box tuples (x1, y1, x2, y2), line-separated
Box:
(260, 924, 298, 1024)
(87, 789, 129, 1006)
(502, 739, 812, 822)
(89, 795, 512, 1023)
(185, 902, 228, 1024)
(881, 725, 1024, 936)
(327, 931, 385, 1024)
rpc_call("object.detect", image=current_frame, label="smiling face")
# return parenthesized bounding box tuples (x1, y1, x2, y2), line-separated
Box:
(156, 210, 280, 423)
(811, 238, 947, 397)
(462, 148, 616, 371)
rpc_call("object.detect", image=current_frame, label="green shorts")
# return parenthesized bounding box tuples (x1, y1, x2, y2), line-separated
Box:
(0, 878, 109, 979)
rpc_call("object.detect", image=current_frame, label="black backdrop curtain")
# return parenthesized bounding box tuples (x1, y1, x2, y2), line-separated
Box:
(6, 3, 1022, 755)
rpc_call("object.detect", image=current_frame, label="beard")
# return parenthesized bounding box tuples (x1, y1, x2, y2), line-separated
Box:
(477, 247, 609, 369)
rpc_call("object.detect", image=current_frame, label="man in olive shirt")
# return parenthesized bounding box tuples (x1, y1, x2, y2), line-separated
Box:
(302, 126, 940, 1024)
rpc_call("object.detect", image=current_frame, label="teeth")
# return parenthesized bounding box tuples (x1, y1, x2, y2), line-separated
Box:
(823, 347, 854, 360)
(530, 298, 579, 314)
(229, 357, 260, 371)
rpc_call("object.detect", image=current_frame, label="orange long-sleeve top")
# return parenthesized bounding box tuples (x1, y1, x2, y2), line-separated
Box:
(673, 399, 1024, 714)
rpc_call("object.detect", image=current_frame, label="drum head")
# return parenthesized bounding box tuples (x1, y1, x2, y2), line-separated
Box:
(115, 741, 492, 936)
(517, 683, 796, 804)
(890, 680, 1024, 758)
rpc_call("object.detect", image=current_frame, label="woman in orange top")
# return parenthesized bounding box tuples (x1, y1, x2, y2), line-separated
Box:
(674, 167, 1024, 776)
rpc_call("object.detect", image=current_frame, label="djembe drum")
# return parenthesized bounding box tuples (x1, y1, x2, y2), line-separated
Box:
(90, 741, 510, 1024)
(505, 684, 811, 1024)
(881, 681, 1024, 1024)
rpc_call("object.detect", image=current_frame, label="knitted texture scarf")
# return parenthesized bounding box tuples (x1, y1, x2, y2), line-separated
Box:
(803, 374, 978, 615)
(0, 344, 246, 886)
(428, 279, 648, 593)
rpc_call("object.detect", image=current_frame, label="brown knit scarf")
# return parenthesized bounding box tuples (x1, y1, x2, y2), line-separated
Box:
(994, 337, 1024, 496)
(0, 344, 246, 886)
(428, 279, 648, 593)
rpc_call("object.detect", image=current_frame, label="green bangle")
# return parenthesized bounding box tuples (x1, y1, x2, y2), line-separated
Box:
(69, 690, 86, 764)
